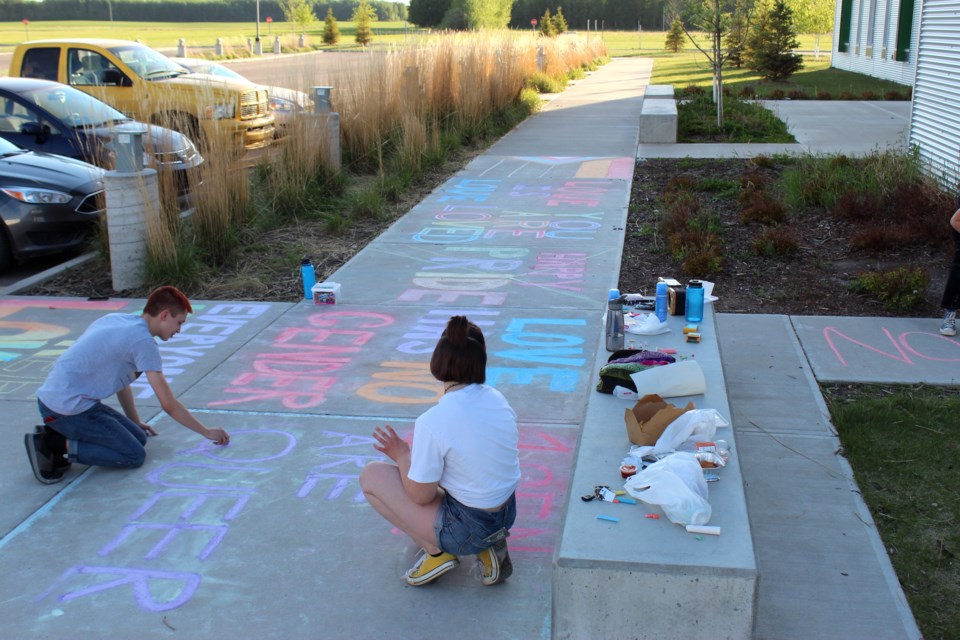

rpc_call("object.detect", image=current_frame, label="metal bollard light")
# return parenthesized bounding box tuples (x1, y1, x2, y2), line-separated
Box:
(313, 86, 333, 113)
(111, 123, 148, 173)
(177, 38, 186, 57)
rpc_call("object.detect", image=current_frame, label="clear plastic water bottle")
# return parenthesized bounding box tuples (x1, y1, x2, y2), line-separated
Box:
(685, 280, 704, 323)
(655, 282, 668, 322)
(300, 257, 316, 301)
(605, 290, 624, 352)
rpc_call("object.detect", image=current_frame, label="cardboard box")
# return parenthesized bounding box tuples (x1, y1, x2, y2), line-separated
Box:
(311, 282, 341, 304)
(624, 393, 695, 446)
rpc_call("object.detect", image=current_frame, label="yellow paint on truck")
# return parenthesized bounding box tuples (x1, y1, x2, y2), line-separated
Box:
(10, 38, 274, 151)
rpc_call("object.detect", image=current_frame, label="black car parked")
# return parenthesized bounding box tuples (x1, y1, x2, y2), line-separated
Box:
(0, 77, 202, 203)
(0, 136, 106, 271)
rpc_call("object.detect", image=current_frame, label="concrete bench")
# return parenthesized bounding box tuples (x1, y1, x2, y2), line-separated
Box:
(639, 94, 678, 143)
(552, 304, 757, 638)
(643, 84, 675, 99)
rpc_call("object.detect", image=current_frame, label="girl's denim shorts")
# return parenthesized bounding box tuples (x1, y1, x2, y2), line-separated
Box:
(435, 491, 517, 556)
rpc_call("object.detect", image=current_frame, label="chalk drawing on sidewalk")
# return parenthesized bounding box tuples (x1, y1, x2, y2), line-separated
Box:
(823, 325, 960, 366)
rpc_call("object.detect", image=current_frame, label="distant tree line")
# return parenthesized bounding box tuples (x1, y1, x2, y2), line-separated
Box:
(2, 0, 407, 23)
(409, 0, 668, 29)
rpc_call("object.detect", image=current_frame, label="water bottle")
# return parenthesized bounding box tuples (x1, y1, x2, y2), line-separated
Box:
(605, 292, 624, 352)
(655, 282, 668, 322)
(300, 257, 316, 301)
(685, 280, 704, 323)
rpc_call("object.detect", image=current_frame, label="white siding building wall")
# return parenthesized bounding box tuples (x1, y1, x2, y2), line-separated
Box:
(909, 1, 960, 186)
(832, 0, 919, 85)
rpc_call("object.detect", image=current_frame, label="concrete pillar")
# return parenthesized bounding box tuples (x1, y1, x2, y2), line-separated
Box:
(273, 35, 282, 54)
(536, 46, 545, 72)
(247, 38, 253, 53)
(312, 86, 332, 113)
(104, 169, 160, 292)
(254, 38, 263, 55)
(215, 37, 223, 56)
(298, 33, 305, 48)
(177, 38, 186, 57)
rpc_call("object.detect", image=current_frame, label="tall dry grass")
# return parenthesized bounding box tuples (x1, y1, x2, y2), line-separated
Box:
(140, 31, 607, 282)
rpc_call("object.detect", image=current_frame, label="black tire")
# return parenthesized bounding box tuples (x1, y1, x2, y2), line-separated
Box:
(0, 224, 13, 273)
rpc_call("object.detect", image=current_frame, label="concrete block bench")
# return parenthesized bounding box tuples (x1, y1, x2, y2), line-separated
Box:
(552, 303, 757, 638)
(643, 84, 675, 99)
(639, 94, 678, 143)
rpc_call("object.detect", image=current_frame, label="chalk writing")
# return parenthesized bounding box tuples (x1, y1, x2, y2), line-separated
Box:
(211, 310, 394, 410)
(823, 326, 960, 366)
(297, 430, 385, 501)
(38, 429, 297, 612)
(131, 303, 272, 399)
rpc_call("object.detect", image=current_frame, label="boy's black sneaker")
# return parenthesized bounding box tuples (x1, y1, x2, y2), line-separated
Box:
(24, 432, 65, 484)
(35, 425, 71, 469)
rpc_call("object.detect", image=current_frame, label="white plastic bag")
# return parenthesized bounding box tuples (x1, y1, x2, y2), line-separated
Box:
(624, 452, 711, 525)
(652, 408, 729, 455)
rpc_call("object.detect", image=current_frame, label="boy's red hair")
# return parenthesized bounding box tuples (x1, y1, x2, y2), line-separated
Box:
(143, 286, 192, 317)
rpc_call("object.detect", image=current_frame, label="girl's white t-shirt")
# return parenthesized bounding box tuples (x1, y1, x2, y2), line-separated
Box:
(407, 384, 521, 509)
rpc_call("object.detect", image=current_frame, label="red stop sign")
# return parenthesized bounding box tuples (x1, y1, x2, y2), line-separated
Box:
(531, 18, 538, 26)
(23, 18, 29, 25)
(266, 16, 272, 23)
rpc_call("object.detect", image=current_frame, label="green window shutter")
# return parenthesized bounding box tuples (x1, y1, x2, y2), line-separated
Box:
(895, 0, 915, 61)
(838, 0, 854, 52)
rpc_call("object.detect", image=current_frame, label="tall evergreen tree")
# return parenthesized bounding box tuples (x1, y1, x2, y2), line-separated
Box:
(540, 8, 557, 36)
(353, 0, 376, 46)
(552, 6, 568, 33)
(724, 0, 749, 67)
(664, 16, 685, 52)
(322, 7, 340, 44)
(745, 0, 803, 81)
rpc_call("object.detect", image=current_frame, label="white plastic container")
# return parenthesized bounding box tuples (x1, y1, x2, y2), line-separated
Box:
(311, 282, 341, 304)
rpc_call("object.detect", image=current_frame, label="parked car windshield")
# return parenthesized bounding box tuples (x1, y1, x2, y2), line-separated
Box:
(23, 84, 128, 128)
(177, 59, 247, 83)
(110, 44, 188, 80)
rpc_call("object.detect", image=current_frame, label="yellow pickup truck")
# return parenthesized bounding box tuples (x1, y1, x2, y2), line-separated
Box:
(9, 39, 275, 152)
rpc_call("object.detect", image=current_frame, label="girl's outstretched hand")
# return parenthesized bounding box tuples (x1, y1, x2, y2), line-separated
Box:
(372, 424, 409, 462)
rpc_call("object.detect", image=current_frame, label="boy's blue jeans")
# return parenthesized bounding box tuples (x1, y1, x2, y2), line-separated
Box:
(38, 399, 147, 468)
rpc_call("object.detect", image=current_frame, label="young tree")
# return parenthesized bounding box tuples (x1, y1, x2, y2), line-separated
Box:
(745, 0, 803, 81)
(540, 8, 558, 36)
(676, 0, 750, 128)
(788, 0, 834, 59)
(665, 16, 685, 52)
(322, 7, 340, 45)
(353, 0, 376, 46)
(552, 6, 569, 33)
(279, 0, 317, 31)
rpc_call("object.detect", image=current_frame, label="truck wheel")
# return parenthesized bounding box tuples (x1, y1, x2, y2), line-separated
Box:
(0, 225, 13, 273)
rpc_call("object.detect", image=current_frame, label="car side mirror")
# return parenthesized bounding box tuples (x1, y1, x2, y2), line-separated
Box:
(21, 121, 49, 143)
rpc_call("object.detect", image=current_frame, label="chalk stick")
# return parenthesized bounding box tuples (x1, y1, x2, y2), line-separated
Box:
(596, 515, 620, 523)
(615, 497, 637, 505)
(685, 524, 721, 535)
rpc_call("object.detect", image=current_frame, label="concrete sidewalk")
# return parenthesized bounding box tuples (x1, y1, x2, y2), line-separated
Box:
(0, 58, 935, 639)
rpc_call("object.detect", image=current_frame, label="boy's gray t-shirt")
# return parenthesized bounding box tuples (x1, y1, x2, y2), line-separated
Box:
(37, 313, 163, 415)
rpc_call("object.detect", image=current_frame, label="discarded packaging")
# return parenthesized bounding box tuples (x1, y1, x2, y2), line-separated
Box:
(311, 282, 341, 304)
(629, 360, 706, 398)
(624, 393, 695, 446)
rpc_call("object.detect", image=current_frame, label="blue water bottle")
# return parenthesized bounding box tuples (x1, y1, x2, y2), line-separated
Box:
(300, 257, 316, 301)
(655, 282, 668, 322)
(685, 280, 704, 323)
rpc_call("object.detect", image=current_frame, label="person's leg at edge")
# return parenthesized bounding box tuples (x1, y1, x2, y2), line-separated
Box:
(38, 400, 147, 468)
(940, 242, 960, 336)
